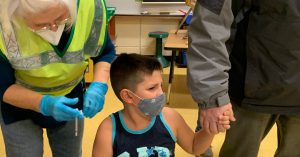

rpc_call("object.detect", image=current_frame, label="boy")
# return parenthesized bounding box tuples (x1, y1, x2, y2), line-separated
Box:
(93, 53, 230, 157)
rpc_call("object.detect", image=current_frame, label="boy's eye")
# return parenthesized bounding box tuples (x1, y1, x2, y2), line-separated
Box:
(148, 87, 155, 90)
(147, 83, 163, 90)
(36, 24, 47, 27)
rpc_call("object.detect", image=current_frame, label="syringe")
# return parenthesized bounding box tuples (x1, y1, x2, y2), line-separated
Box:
(75, 117, 78, 136)
(75, 110, 82, 136)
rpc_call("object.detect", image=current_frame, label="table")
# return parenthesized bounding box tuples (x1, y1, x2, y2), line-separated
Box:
(164, 29, 188, 104)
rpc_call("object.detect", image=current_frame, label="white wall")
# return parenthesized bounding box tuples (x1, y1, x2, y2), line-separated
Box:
(106, 0, 189, 15)
(106, 0, 142, 15)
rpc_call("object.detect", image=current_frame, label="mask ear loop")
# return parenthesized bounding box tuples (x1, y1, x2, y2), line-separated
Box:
(127, 90, 143, 101)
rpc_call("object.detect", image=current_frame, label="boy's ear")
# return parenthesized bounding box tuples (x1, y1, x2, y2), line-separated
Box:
(120, 89, 134, 104)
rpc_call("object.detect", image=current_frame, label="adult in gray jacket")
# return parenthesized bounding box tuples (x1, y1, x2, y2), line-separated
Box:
(187, 0, 300, 156)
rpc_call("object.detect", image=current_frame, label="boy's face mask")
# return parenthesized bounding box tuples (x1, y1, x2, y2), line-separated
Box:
(35, 24, 65, 45)
(130, 91, 166, 119)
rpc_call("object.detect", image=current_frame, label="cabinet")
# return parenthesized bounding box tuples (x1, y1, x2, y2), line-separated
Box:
(114, 15, 182, 55)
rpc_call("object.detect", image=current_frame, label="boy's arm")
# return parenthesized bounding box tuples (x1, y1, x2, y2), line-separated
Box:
(163, 107, 214, 155)
(92, 117, 113, 157)
(192, 130, 214, 155)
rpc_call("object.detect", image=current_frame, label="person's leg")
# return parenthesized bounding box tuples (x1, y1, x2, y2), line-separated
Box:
(0, 118, 44, 157)
(47, 118, 84, 157)
(275, 115, 300, 157)
(196, 105, 213, 157)
(219, 104, 278, 157)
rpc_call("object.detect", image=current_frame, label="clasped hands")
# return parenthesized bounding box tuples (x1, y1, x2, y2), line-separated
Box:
(200, 103, 236, 134)
(40, 82, 108, 121)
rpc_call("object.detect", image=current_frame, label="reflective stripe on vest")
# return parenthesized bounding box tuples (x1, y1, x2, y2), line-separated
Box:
(0, 0, 107, 94)
(10, 50, 84, 70)
(84, 0, 103, 57)
(16, 75, 84, 93)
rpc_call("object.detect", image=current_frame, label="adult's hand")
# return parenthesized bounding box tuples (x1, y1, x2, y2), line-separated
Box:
(83, 82, 108, 118)
(40, 95, 84, 121)
(200, 103, 235, 134)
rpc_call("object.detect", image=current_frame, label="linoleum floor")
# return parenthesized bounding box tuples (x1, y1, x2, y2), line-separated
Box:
(0, 67, 276, 157)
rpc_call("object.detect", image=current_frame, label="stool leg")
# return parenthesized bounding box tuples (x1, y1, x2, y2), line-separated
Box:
(155, 38, 169, 68)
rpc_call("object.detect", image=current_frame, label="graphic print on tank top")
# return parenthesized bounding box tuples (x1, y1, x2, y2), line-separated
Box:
(111, 111, 177, 157)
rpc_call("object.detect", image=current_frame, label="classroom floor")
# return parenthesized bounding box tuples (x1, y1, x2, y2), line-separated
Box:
(0, 67, 277, 157)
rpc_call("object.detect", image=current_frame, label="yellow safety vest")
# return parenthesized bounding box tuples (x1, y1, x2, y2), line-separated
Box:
(0, 0, 108, 96)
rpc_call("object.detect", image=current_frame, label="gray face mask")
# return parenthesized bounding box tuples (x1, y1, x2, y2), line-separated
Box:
(131, 92, 166, 119)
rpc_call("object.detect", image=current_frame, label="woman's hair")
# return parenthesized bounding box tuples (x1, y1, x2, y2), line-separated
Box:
(110, 53, 163, 100)
(0, 0, 77, 34)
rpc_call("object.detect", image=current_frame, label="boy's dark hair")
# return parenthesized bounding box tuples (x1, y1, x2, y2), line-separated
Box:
(110, 53, 162, 99)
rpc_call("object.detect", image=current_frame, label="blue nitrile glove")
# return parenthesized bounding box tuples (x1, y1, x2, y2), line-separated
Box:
(40, 95, 84, 121)
(83, 82, 108, 118)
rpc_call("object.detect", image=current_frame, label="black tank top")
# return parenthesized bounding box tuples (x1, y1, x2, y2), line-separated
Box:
(112, 111, 176, 157)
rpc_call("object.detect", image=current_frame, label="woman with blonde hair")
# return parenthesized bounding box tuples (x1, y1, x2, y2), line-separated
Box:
(0, 0, 115, 156)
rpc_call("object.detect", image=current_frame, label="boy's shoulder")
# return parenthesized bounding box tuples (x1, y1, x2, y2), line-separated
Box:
(161, 107, 183, 133)
(97, 115, 113, 134)
(162, 107, 181, 120)
(96, 111, 121, 137)
(93, 114, 114, 156)
(162, 107, 188, 125)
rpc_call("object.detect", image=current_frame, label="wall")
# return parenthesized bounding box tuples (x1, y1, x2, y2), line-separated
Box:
(106, 0, 189, 55)
(106, 0, 189, 15)
(114, 15, 182, 55)
(106, 0, 142, 15)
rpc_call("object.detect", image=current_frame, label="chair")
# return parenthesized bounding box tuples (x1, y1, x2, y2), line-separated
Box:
(148, 31, 169, 68)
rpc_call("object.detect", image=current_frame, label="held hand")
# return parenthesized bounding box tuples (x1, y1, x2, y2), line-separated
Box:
(40, 95, 84, 121)
(218, 110, 231, 131)
(83, 82, 108, 118)
(200, 103, 235, 134)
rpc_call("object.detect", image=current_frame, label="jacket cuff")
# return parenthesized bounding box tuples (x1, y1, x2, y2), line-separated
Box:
(200, 93, 230, 109)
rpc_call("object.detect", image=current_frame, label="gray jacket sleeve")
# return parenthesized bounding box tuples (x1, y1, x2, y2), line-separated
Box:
(187, 0, 234, 109)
